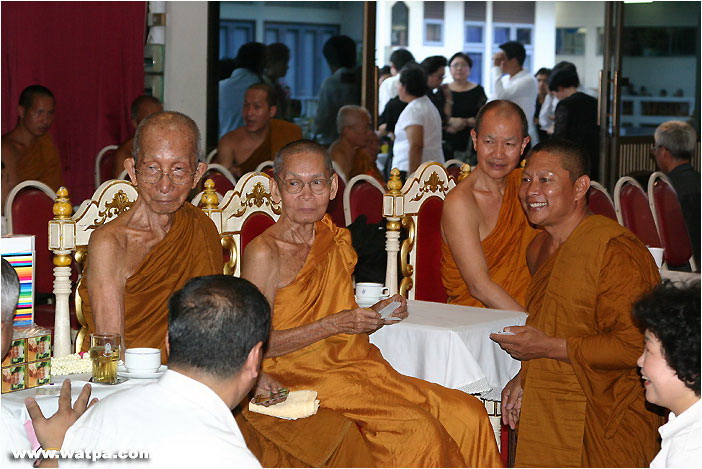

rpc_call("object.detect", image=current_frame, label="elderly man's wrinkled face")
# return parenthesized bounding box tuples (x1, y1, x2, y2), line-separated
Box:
(519, 150, 585, 227)
(344, 113, 371, 148)
(19, 96, 55, 138)
(274, 151, 338, 225)
(243, 89, 275, 133)
(129, 123, 206, 215)
(471, 109, 529, 180)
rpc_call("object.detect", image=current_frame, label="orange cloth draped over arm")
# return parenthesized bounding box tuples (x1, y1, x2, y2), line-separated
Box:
(516, 216, 662, 468)
(16, 134, 63, 191)
(441, 168, 537, 307)
(251, 215, 501, 468)
(78, 203, 223, 362)
(237, 119, 302, 175)
(347, 148, 385, 186)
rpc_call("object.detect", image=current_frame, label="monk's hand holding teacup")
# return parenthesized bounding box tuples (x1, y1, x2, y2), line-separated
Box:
(371, 294, 408, 324)
(329, 307, 386, 335)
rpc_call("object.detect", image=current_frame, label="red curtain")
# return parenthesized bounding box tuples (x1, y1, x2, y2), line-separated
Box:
(2, 1, 146, 201)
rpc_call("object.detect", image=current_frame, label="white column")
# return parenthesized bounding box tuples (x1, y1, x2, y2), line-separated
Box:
(483, 1, 494, 96)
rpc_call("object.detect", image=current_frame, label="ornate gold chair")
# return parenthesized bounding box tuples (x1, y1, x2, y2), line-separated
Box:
(383, 162, 457, 301)
(49, 180, 138, 357)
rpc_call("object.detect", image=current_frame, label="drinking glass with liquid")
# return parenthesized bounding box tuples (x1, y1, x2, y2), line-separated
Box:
(89, 333, 121, 384)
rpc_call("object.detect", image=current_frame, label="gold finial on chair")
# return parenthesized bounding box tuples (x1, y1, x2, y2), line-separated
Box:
(201, 179, 219, 209)
(458, 164, 471, 182)
(387, 168, 402, 194)
(53, 187, 72, 219)
(520, 159, 526, 168)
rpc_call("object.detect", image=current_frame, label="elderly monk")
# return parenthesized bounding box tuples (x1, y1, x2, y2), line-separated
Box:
(78, 111, 219, 361)
(329, 105, 383, 184)
(216, 83, 301, 177)
(491, 139, 662, 467)
(1, 85, 63, 194)
(112, 95, 163, 178)
(441, 100, 537, 310)
(240, 140, 502, 467)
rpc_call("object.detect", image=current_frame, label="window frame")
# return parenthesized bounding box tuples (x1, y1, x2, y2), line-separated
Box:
(423, 18, 444, 46)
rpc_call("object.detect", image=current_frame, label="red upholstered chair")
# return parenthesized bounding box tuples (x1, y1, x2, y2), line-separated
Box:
(614, 176, 661, 248)
(326, 174, 347, 227)
(343, 175, 385, 226)
(648, 172, 697, 271)
(444, 159, 463, 183)
(384, 162, 456, 301)
(94, 144, 118, 189)
(204, 163, 237, 195)
(255, 160, 274, 173)
(206, 148, 218, 164)
(588, 181, 617, 221)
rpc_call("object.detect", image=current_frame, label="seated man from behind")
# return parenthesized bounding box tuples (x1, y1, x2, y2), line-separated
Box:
(1, 85, 63, 194)
(441, 100, 537, 310)
(652, 120, 700, 268)
(79, 111, 221, 361)
(328, 105, 383, 184)
(112, 95, 163, 178)
(633, 281, 700, 468)
(61, 275, 268, 467)
(492, 139, 662, 467)
(216, 84, 301, 177)
(240, 140, 501, 467)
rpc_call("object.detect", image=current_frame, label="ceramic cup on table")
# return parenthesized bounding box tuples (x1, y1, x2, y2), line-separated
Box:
(124, 348, 161, 373)
(647, 246, 664, 270)
(355, 283, 389, 300)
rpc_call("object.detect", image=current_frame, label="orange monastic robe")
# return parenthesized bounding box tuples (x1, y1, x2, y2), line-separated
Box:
(348, 148, 385, 186)
(441, 168, 537, 307)
(258, 215, 502, 467)
(516, 215, 662, 468)
(237, 119, 302, 174)
(16, 134, 63, 191)
(78, 203, 222, 361)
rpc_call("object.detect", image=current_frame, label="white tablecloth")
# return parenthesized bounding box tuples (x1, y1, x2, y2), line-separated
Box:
(370, 300, 526, 401)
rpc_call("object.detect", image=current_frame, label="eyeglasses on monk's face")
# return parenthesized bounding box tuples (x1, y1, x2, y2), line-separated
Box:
(135, 164, 196, 185)
(277, 177, 331, 195)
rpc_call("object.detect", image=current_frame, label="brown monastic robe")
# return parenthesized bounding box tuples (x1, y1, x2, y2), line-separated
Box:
(236, 119, 302, 175)
(16, 133, 64, 191)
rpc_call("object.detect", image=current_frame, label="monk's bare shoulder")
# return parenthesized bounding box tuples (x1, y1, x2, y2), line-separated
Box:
(88, 216, 130, 263)
(442, 177, 480, 228)
(241, 228, 282, 301)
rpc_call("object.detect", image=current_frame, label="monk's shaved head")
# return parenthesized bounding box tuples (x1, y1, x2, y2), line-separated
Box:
(474, 100, 528, 139)
(246, 83, 276, 108)
(131, 95, 163, 122)
(133, 111, 202, 166)
(274, 139, 333, 177)
(18, 84, 54, 109)
(527, 138, 589, 182)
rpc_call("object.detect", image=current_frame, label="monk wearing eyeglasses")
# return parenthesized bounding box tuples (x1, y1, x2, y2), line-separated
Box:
(237, 140, 502, 467)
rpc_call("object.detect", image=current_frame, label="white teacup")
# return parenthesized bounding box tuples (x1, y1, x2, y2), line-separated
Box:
(125, 348, 161, 373)
(356, 283, 389, 299)
(647, 246, 664, 269)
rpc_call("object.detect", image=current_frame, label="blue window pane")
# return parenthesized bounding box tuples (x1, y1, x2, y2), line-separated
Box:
(466, 25, 483, 43)
(468, 52, 482, 85)
(494, 27, 510, 44)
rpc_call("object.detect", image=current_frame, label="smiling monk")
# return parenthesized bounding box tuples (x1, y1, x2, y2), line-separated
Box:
(237, 140, 501, 467)
(441, 100, 538, 310)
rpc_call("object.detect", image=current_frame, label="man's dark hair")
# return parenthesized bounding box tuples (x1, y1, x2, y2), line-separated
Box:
(499, 41, 526, 66)
(379, 65, 392, 77)
(168, 275, 271, 380)
(19, 85, 54, 109)
(247, 83, 277, 108)
(2, 258, 20, 323)
(390, 48, 415, 71)
(474, 100, 528, 139)
(632, 281, 700, 397)
(421, 55, 447, 77)
(233, 42, 267, 76)
(527, 138, 590, 181)
(130, 95, 162, 121)
(535, 67, 551, 77)
(548, 68, 580, 92)
(552, 61, 577, 74)
(448, 52, 473, 69)
(322, 35, 357, 70)
(274, 139, 332, 177)
(399, 64, 427, 97)
(266, 42, 290, 64)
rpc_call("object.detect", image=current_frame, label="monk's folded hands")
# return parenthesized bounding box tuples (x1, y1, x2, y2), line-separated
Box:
(490, 325, 568, 362)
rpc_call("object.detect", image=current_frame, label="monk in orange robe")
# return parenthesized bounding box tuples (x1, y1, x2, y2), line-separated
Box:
(441, 100, 536, 310)
(492, 140, 662, 467)
(112, 95, 163, 178)
(2, 85, 64, 193)
(330, 105, 384, 186)
(216, 83, 301, 177)
(242, 140, 502, 467)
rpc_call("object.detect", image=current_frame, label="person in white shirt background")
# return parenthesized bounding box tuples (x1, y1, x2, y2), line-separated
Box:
(634, 281, 701, 469)
(491, 41, 538, 144)
(378, 48, 415, 116)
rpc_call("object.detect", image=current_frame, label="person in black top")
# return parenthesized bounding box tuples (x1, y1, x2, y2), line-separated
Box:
(549, 68, 599, 180)
(653, 120, 700, 269)
(534, 67, 551, 143)
(442, 53, 487, 162)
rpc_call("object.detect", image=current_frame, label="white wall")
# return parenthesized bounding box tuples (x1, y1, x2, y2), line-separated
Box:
(164, 1, 209, 141)
(533, 2, 556, 73)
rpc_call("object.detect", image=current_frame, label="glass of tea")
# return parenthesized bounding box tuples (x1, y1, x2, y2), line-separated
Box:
(89, 333, 121, 384)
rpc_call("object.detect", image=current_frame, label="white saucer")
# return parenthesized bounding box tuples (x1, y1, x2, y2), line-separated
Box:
(355, 295, 389, 308)
(117, 364, 167, 379)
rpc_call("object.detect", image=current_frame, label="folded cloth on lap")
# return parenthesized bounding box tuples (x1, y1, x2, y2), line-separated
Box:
(249, 390, 320, 420)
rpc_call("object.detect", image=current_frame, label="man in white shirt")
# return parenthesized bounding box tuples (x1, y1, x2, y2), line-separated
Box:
(634, 281, 700, 469)
(378, 49, 415, 115)
(59, 275, 270, 468)
(491, 41, 537, 142)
